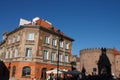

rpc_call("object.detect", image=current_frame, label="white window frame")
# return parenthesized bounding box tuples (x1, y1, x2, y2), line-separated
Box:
(10, 49, 13, 58)
(15, 48, 18, 57)
(59, 41, 63, 48)
(51, 52, 56, 61)
(6, 51, 9, 58)
(27, 33, 34, 40)
(45, 36, 50, 44)
(12, 37, 15, 43)
(43, 50, 49, 60)
(52, 39, 57, 46)
(65, 43, 69, 49)
(65, 53, 68, 63)
(17, 34, 20, 41)
(25, 48, 32, 57)
(59, 53, 62, 62)
(8, 39, 11, 44)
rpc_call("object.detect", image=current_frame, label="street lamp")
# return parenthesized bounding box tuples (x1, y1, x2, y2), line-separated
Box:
(57, 30, 63, 79)
(8, 59, 12, 79)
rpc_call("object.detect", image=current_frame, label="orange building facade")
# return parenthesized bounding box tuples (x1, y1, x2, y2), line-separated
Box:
(0, 17, 74, 80)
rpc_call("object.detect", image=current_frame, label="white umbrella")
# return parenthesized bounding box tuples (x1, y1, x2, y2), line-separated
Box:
(46, 68, 62, 74)
(61, 70, 81, 76)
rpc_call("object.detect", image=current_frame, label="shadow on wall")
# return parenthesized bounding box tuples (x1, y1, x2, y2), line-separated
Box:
(97, 48, 111, 75)
(0, 60, 10, 80)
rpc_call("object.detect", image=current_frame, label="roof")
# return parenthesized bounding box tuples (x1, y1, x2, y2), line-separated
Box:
(6, 17, 74, 41)
(113, 48, 120, 55)
(24, 18, 74, 41)
(35, 19, 74, 41)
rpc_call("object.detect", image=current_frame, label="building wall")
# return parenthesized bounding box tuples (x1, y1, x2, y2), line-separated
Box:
(80, 48, 116, 76)
(70, 55, 80, 71)
(0, 19, 74, 80)
(115, 55, 120, 77)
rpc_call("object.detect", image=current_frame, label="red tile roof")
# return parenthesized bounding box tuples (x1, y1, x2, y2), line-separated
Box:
(35, 19, 74, 41)
(113, 48, 120, 55)
(18, 18, 74, 41)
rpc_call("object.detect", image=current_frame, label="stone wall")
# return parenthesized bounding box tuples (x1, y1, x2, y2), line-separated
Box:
(80, 48, 116, 76)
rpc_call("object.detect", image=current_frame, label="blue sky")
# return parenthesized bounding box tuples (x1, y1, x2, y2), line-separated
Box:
(0, 0, 120, 56)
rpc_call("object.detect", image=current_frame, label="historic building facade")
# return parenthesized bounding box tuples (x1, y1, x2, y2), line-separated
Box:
(80, 48, 120, 78)
(70, 55, 80, 71)
(0, 17, 74, 80)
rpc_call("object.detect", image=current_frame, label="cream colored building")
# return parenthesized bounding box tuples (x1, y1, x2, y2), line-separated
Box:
(71, 55, 80, 71)
(0, 17, 74, 80)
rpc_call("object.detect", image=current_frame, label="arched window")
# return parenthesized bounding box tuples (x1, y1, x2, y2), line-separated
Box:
(12, 66, 16, 77)
(41, 68, 47, 79)
(22, 66, 31, 76)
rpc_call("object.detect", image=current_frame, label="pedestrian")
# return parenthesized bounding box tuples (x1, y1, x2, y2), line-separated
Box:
(33, 77, 36, 80)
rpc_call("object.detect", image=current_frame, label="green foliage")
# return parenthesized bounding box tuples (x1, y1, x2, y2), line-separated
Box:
(70, 61, 76, 66)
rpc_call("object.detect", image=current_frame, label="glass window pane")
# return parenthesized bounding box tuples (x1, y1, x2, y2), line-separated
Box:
(28, 33, 34, 40)
(22, 66, 31, 76)
(25, 48, 32, 57)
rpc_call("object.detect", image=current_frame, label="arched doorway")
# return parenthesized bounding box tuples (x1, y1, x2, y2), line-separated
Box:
(41, 68, 47, 80)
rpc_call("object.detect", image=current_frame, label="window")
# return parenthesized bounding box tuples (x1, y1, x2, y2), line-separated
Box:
(10, 49, 13, 58)
(12, 66, 16, 77)
(51, 52, 56, 61)
(6, 51, 9, 58)
(12, 37, 15, 43)
(45, 36, 50, 44)
(65, 53, 68, 63)
(52, 39, 57, 46)
(22, 66, 31, 76)
(65, 43, 69, 49)
(59, 53, 62, 62)
(14, 48, 18, 57)
(25, 48, 32, 57)
(27, 33, 34, 40)
(17, 34, 20, 41)
(59, 41, 63, 48)
(8, 39, 11, 44)
(93, 68, 97, 72)
(43, 50, 49, 60)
